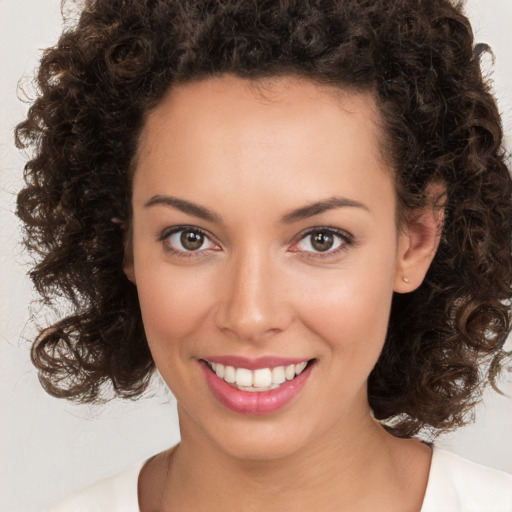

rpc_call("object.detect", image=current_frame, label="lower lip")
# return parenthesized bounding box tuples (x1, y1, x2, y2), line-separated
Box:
(200, 361, 314, 415)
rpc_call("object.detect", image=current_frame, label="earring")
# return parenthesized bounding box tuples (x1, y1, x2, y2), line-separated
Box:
(402, 276, 410, 283)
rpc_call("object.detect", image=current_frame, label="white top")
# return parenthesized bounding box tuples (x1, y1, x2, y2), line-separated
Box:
(49, 447, 512, 511)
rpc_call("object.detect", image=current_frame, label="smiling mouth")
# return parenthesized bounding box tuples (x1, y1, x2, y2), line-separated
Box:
(203, 359, 315, 392)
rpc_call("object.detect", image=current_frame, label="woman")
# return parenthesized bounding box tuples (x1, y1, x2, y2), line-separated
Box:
(15, 0, 512, 510)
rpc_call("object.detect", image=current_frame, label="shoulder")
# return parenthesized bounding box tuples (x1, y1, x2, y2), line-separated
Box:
(48, 460, 145, 512)
(421, 447, 512, 512)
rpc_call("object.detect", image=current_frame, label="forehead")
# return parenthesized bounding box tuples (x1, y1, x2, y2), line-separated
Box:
(136, 74, 386, 164)
(132, 75, 394, 215)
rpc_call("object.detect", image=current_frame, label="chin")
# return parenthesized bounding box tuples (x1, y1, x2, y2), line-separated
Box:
(178, 401, 318, 462)
(213, 427, 313, 462)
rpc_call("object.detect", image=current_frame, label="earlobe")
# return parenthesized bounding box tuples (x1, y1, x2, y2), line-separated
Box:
(123, 258, 136, 285)
(394, 184, 445, 293)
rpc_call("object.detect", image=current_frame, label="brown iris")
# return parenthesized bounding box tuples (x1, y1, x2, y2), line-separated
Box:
(180, 230, 204, 250)
(311, 231, 334, 252)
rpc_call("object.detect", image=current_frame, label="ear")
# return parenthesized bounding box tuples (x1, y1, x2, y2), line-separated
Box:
(122, 224, 137, 285)
(394, 183, 445, 293)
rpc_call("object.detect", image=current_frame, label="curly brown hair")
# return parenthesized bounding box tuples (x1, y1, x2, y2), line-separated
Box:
(15, 0, 512, 438)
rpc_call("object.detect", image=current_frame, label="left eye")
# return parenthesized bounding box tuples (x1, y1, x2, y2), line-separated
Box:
(294, 229, 347, 253)
(164, 228, 218, 253)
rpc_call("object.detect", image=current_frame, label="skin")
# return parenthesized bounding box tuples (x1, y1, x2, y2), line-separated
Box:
(125, 75, 442, 511)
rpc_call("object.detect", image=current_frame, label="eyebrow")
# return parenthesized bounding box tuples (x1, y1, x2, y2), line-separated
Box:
(144, 195, 368, 224)
(144, 195, 223, 224)
(280, 196, 368, 224)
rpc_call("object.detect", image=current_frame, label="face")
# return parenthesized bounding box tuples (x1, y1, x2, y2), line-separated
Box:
(127, 75, 424, 460)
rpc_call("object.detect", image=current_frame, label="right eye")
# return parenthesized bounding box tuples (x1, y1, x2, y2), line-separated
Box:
(160, 227, 219, 257)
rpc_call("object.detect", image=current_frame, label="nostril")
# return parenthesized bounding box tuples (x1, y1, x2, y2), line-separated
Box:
(214, 302, 294, 343)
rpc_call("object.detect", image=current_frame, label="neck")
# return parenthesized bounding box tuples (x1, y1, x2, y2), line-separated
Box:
(157, 404, 429, 512)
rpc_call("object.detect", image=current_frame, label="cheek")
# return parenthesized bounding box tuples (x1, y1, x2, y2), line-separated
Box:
(135, 262, 215, 353)
(296, 243, 397, 361)
(300, 276, 392, 349)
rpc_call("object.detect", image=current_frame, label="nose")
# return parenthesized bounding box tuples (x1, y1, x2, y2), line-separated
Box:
(214, 249, 293, 343)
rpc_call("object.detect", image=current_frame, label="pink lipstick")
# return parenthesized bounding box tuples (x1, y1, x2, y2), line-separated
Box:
(199, 357, 314, 415)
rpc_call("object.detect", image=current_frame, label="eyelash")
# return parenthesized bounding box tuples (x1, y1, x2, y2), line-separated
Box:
(158, 226, 218, 259)
(158, 226, 354, 260)
(289, 227, 354, 260)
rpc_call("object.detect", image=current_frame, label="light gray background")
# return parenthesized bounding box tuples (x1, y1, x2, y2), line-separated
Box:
(1, 1, 511, 511)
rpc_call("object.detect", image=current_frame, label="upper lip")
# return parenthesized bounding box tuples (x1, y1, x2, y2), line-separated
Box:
(201, 355, 313, 370)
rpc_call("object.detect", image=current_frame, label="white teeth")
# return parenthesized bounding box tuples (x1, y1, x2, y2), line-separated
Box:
(295, 361, 307, 375)
(253, 368, 272, 387)
(207, 360, 311, 391)
(224, 365, 236, 383)
(285, 364, 296, 381)
(235, 368, 253, 387)
(238, 384, 279, 392)
(215, 364, 225, 379)
(271, 366, 286, 385)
